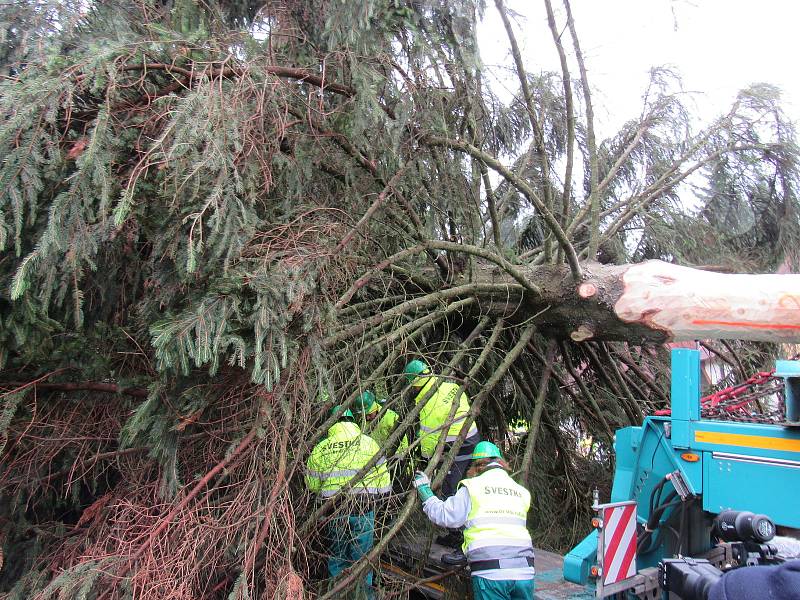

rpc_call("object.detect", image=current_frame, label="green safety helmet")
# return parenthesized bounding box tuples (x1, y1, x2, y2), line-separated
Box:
(404, 359, 431, 386)
(354, 390, 378, 415)
(330, 405, 354, 421)
(472, 441, 503, 460)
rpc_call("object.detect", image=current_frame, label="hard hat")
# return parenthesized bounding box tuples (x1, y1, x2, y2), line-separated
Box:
(330, 405, 354, 420)
(354, 391, 378, 415)
(404, 359, 430, 386)
(472, 441, 503, 460)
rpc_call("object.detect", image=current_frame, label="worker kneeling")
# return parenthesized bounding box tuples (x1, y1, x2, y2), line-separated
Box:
(306, 407, 392, 598)
(413, 441, 535, 600)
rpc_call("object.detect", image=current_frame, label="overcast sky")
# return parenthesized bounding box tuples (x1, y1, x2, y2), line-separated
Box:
(478, 0, 800, 138)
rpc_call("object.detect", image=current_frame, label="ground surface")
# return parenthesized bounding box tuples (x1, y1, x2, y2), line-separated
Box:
(387, 534, 594, 599)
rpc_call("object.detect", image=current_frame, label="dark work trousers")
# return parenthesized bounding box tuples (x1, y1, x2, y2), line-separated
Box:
(326, 511, 375, 599)
(441, 434, 481, 497)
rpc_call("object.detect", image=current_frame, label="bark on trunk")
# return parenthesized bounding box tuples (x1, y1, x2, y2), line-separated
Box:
(470, 260, 800, 344)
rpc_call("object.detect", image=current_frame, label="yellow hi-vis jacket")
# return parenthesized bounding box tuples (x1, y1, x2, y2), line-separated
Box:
(305, 422, 392, 498)
(459, 468, 534, 565)
(365, 405, 409, 452)
(414, 377, 478, 458)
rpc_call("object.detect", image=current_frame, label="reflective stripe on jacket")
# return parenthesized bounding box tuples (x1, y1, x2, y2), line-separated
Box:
(414, 378, 478, 458)
(305, 422, 392, 497)
(459, 468, 534, 566)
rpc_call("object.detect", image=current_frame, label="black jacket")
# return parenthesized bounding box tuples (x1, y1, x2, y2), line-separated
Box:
(709, 560, 800, 600)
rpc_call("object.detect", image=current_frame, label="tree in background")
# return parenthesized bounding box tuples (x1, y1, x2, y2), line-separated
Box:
(1, 0, 799, 597)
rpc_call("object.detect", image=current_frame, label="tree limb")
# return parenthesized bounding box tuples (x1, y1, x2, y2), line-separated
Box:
(424, 135, 583, 280)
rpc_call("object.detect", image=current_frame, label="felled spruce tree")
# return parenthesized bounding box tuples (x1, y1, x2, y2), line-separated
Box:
(1, 0, 799, 598)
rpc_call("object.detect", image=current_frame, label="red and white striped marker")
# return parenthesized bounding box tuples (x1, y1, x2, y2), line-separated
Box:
(600, 501, 637, 586)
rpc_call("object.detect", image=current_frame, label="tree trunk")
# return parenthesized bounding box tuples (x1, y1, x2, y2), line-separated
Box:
(472, 260, 800, 344)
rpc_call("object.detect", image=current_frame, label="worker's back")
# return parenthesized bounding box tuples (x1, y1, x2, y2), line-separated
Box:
(459, 466, 535, 575)
(306, 422, 391, 498)
(368, 406, 408, 449)
(415, 378, 477, 458)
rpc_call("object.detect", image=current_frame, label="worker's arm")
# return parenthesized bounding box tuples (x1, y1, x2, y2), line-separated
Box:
(708, 559, 800, 600)
(421, 486, 471, 529)
(384, 410, 409, 453)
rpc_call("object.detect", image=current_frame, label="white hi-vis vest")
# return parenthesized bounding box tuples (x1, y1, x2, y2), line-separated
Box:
(414, 378, 478, 458)
(459, 468, 534, 567)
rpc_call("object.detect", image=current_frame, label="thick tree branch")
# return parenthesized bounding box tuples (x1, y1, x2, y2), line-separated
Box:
(495, 0, 556, 259)
(566, 119, 650, 238)
(543, 0, 576, 251)
(520, 341, 556, 482)
(563, 0, 600, 258)
(122, 62, 356, 97)
(423, 240, 541, 296)
(424, 135, 583, 280)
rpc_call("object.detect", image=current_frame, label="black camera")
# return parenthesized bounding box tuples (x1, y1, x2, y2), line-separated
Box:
(714, 510, 776, 544)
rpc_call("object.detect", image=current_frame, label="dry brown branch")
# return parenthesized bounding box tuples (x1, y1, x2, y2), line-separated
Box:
(1, 381, 148, 398)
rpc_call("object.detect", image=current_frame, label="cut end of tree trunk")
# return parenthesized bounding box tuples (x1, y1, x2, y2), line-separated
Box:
(614, 261, 800, 343)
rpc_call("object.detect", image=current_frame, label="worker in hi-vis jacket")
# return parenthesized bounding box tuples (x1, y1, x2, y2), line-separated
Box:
(412, 441, 535, 600)
(403, 358, 481, 497)
(306, 406, 391, 598)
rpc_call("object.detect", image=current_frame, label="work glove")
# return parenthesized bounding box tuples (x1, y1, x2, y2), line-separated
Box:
(412, 471, 429, 488)
(413, 471, 434, 503)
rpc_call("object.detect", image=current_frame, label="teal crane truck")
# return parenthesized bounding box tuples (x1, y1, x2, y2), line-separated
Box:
(562, 348, 800, 599)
